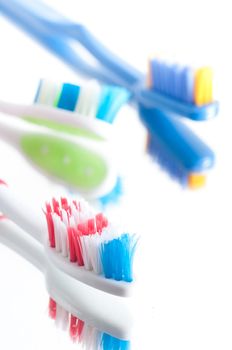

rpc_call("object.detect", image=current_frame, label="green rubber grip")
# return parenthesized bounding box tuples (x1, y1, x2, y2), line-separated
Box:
(23, 116, 104, 141)
(21, 134, 108, 191)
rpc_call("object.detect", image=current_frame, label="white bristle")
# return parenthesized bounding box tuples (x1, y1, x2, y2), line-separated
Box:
(80, 236, 93, 270)
(85, 81, 102, 118)
(52, 213, 62, 252)
(61, 208, 69, 227)
(75, 80, 101, 118)
(70, 202, 80, 226)
(69, 216, 76, 229)
(37, 79, 62, 106)
(55, 304, 69, 331)
(79, 199, 95, 222)
(101, 223, 120, 243)
(88, 235, 102, 274)
(60, 222, 68, 257)
(81, 324, 101, 350)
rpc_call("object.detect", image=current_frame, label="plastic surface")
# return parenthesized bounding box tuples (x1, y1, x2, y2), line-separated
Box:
(46, 246, 134, 297)
(0, 112, 116, 198)
(0, 0, 218, 121)
(0, 182, 45, 242)
(139, 105, 215, 179)
(137, 88, 219, 121)
(0, 219, 134, 340)
(0, 100, 112, 140)
(21, 134, 108, 192)
(0, 184, 136, 297)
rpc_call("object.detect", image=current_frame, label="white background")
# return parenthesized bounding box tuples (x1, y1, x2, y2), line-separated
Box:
(0, 0, 232, 349)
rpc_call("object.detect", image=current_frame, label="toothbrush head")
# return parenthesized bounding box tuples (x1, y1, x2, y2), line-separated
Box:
(35, 79, 130, 124)
(32, 79, 129, 204)
(48, 297, 131, 348)
(44, 196, 138, 296)
(144, 58, 219, 121)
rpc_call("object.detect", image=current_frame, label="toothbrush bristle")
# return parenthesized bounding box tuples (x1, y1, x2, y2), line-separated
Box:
(48, 297, 57, 319)
(188, 173, 206, 189)
(48, 298, 130, 348)
(35, 79, 130, 123)
(148, 58, 213, 106)
(194, 67, 213, 106)
(44, 197, 137, 282)
(147, 133, 189, 186)
(0, 214, 6, 220)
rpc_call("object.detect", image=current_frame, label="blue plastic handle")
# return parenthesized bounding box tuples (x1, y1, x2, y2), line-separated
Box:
(0, 0, 219, 121)
(139, 104, 215, 174)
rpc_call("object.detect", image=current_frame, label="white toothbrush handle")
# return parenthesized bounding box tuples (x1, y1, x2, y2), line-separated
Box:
(0, 183, 46, 243)
(0, 112, 27, 147)
(0, 100, 112, 140)
(0, 219, 45, 272)
(0, 218, 133, 340)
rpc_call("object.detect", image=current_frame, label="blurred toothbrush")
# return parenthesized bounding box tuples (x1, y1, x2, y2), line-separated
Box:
(140, 105, 215, 188)
(33, 79, 216, 188)
(0, 0, 219, 121)
(0, 112, 117, 199)
(0, 0, 218, 188)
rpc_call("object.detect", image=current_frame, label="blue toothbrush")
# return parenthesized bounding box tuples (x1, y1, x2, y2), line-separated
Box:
(0, 0, 218, 187)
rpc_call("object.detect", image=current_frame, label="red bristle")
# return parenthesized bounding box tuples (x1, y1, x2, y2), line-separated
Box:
(0, 179, 7, 186)
(61, 197, 68, 208)
(52, 198, 60, 216)
(46, 203, 52, 213)
(88, 218, 96, 235)
(72, 200, 79, 210)
(66, 205, 72, 216)
(102, 216, 108, 228)
(70, 315, 78, 340)
(77, 319, 85, 338)
(45, 205, 55, 247)
(49, 298, 57, 319)
(0, 214, 6, 220)
(96, 213, 104, 233)
(67, 227, 77, 262)
(78, 222, 88, 235)
(61, 197, 71, 214)
(72, 229, 84, 266)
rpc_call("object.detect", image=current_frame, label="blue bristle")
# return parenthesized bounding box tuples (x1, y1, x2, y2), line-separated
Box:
(34, 78, 42, 103)
(163, 62, 172, 96)
(101, 333, 130, 350)
(168, 64, 176, 97)
(148, 132, 188, 185)
(156, 60, 163, 92)
(174, 65, 183, 101)
(150, 59, 195, 104)
(57, 83, 80, 111)
(99, 177, 123, 207)
(182, 67, 194, 104)
(96, 86, 130, 123)
(151, 59, 161, 92)
(101, 240, 113, 279)
(100, 233, 138, 282)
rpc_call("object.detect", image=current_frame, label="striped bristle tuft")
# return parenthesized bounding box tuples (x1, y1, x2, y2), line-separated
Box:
(148, 58, 213, 106)
(48, 298, 130, 349)
(44, 197, 137, 282)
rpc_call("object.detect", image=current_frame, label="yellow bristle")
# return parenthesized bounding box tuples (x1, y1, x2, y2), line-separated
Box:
(188, 173, 206, 189)
(194, 67, 213, 106)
